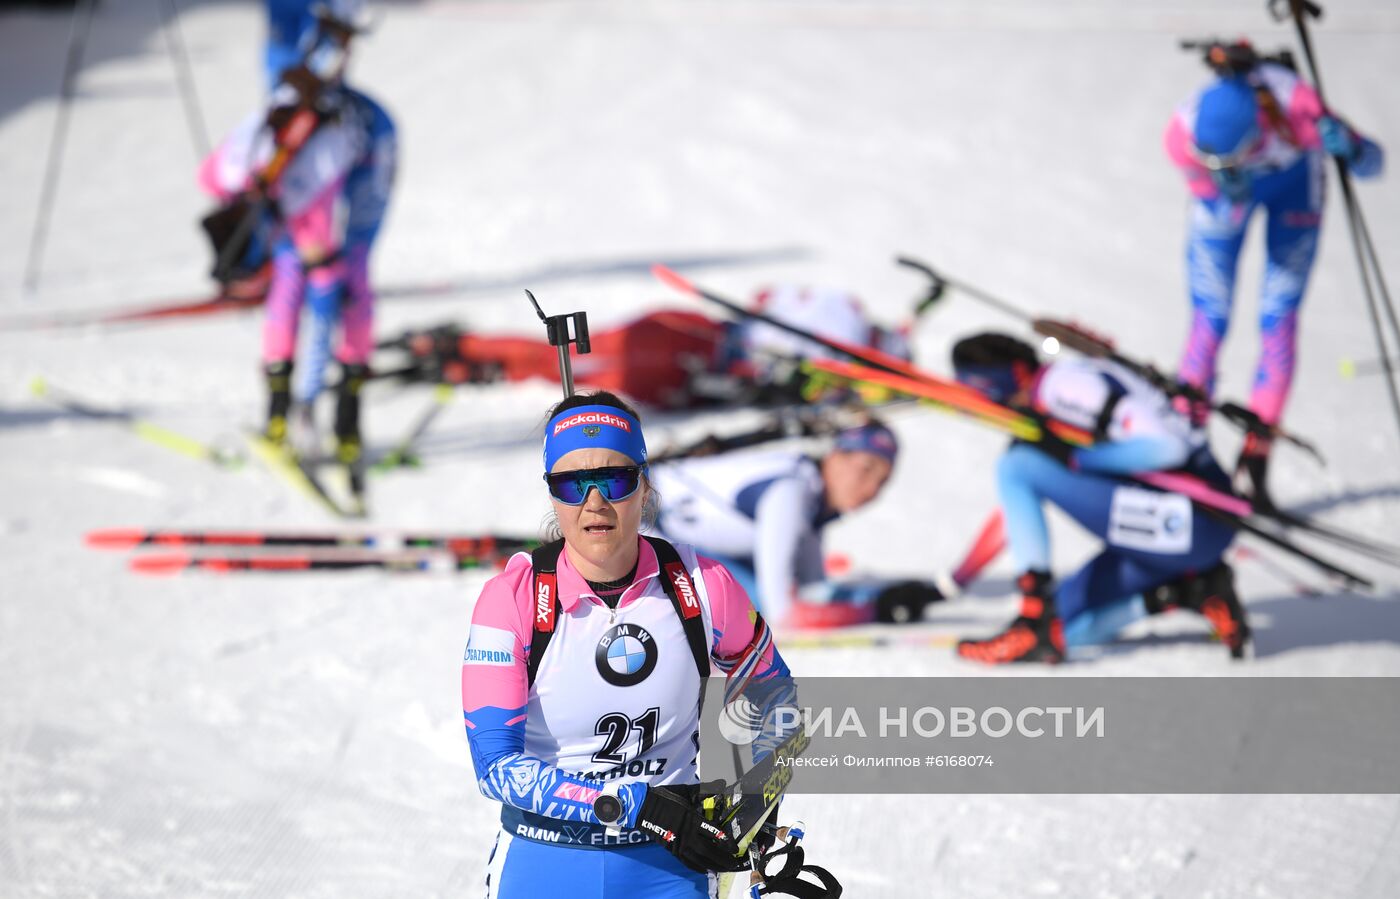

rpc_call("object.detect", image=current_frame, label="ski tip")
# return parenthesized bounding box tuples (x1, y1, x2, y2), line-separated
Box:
(651, 264, 694, 295)
(129, 554, 189, 575)
(28, 375, 48, 397)
(85, 528, 145, 549)
(1338, 357, 1356, 379)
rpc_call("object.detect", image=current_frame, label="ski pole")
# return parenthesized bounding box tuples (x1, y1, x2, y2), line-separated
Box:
(896, 255, 1029, 321)
(899, 255, 1323, 460)
(897, 256, 951, 318)
(1270, 0, 1400, 449)
(372, 383, 454, 472)
(157, 0, 210, 161)
(649, 404, 877, 465)
(1231, 545, 1325, 598)
(654, 264, 945, 388)
(808, 355, 1384, 584)
(22, 0, 97, 298)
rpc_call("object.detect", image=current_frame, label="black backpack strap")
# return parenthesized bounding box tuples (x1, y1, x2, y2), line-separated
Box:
(526, 539, 566, 689)
(1093, 372, 1130, 438)
(644, 535, 713, 682)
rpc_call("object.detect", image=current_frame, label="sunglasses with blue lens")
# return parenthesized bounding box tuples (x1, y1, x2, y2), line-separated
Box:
(543, 466, 646, 505)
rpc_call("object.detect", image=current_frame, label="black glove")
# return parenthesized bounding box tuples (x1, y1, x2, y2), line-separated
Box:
(637, 781, 748, 874)
(874, 580, 945, 624)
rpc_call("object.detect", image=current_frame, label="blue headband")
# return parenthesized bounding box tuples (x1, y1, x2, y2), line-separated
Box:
(543, 405, 648, 472)
(834, 423, 898, 465)
(954, 364, 1022, 404)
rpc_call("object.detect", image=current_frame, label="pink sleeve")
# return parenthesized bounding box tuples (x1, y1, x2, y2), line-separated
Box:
(1164, 113, 1219, 200)
(702, 555, 786, 678)
(1286, 80, 1324, 151)
(196, 148, 236, 202)
(461, 554, 533, 716)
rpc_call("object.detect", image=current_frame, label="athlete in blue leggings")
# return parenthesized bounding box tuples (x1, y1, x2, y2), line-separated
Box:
(1165, 53, 1383, 503)
(950, 334, 1251, 664)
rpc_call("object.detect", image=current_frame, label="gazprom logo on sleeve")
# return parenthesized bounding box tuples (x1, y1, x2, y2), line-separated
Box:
(464, 624, 516, 667)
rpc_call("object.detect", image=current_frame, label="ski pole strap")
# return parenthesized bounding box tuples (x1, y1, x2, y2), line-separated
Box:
(751, 843, 843, 898)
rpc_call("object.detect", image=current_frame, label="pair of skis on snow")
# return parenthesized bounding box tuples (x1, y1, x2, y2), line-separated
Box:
(28, 374, 449, 517)
(29, 373, 366, 515)
(86, 528, 539, 574)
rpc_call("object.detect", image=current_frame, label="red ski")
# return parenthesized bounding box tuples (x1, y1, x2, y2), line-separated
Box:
(128, 549, 510, 575)
(0, 287, 267, 331)
(88, 528, 536, 558)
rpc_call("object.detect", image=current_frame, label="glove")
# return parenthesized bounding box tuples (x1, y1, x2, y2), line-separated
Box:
(1317, 115, 1358, 160)
(637, 782, 749, 874)
(874, 580, 945, 624)
(1170, 391, 1211, 430)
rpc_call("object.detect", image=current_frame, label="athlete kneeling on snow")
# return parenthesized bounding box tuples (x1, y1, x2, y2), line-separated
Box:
(951, 334, 1250, 664)
(462, 391, 792, 896)
(650, 420, 939, 628)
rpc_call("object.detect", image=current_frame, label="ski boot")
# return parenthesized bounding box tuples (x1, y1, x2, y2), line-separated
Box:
(1144, 563, 1251, 659)
(335, 364, 370, 509)
(1232, 432, 1275, 513)
(957, 570, 1065, 664)
(263, 361, 294, 446)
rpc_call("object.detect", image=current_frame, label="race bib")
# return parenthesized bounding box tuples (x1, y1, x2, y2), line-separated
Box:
(1107, 486, 1193, 554)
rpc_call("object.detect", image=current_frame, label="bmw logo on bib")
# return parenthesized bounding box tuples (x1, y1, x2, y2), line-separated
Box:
(596, 623, 657, 687)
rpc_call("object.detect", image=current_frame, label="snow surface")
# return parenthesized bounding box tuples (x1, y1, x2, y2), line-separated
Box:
(2, 1, 1400, 896)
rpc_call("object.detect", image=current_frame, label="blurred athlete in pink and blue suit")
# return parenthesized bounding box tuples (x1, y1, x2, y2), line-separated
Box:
(1164, 57, 1382, 498)
(200, 4, 395, 458)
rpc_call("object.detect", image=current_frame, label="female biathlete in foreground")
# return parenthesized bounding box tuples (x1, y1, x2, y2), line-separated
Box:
(461, 391, 800, 897)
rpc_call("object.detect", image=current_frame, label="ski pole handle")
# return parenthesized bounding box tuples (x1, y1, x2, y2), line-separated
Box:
(525, 289, 590, 398)
(895, 255, 949, 317)
(1269, 0, 1324, 23)
(897, 255, 1029, 321)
